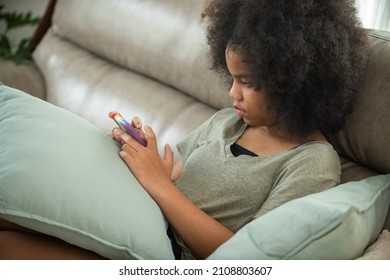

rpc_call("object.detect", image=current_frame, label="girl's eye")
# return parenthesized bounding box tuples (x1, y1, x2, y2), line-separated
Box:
(240, 79, 253, 88)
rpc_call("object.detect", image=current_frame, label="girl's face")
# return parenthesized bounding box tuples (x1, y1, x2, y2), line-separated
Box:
(225, 47, 276, 127)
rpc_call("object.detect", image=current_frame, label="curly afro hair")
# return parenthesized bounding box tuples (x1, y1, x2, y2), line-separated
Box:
(202, 0, 369, 138)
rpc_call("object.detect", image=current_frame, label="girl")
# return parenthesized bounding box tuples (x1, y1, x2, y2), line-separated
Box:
(111, 0, 368, 260)
(0, 0, 368, 260)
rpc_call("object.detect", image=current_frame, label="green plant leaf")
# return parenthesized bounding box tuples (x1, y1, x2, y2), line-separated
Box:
(0, 34, 12, 58)
(0, 5, 40, 33)
(7, 12, 40, 31)
(0, 5, 40, 63)
(12, 38, 32, 64)
(0, 5, 5, 19)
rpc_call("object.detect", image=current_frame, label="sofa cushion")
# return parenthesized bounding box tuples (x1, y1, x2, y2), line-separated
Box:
(50, 0, 231, 110)
(332, 30, 390, 175)
(0, 85, 174, 260)
(208, 174, 390, 260)
(32, 29, 217, 156)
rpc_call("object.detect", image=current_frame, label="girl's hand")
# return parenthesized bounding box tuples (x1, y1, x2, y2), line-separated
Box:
(109, 116, 146, 146)
(114, 126, 174, 194)
(114, 126, 232, 259)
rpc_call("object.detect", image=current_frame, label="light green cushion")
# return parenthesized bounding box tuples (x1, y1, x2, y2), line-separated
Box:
(0, 85, 174, 260)
(208, 174, 390, 260)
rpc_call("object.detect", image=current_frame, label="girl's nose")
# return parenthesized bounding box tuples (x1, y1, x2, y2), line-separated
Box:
(229, 80, 243, 101)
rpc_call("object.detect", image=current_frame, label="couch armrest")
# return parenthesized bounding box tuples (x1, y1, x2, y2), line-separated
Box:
(384, 208, 390, 231)
(0, 59, 46, 100)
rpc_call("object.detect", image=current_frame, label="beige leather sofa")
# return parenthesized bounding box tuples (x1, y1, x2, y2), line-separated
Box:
(1, 0, 389, 259)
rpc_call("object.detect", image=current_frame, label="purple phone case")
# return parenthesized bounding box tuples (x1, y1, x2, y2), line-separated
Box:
(111, 112, 147, 146)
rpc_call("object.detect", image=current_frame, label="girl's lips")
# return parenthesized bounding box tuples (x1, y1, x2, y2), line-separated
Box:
(234, 106, 245, 117)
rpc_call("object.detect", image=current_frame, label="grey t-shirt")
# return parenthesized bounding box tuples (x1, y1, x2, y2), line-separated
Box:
(174, 108, 341, 259)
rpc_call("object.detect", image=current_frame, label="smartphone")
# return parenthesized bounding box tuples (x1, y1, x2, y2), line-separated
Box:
(109, 111, 147, 146)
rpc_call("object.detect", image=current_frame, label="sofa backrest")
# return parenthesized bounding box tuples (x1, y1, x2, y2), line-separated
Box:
(33, 0, 390, 180)
(50, 0, 230, 110)
(331, 30, 390, 179)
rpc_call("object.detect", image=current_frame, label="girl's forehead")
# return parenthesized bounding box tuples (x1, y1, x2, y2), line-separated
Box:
(225, 46, 243, 61)
(226, 43, 241, 53)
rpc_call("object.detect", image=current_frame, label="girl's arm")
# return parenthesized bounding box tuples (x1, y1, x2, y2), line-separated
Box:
(115, 127, 233, 259)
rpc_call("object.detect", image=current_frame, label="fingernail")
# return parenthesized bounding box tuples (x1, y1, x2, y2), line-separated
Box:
(113, 128, 120, 135)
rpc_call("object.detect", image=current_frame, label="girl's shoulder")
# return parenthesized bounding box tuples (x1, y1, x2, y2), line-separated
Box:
(295, 141, 339, 159)
(284, 141, 341, 178)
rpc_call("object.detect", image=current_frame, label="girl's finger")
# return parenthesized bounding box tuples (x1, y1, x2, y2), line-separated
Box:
(131, 116, 143, 129)
(143, 126, 157, 149)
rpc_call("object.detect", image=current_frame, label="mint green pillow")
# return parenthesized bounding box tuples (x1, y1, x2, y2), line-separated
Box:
(208, 174, 390, 260)
(0, 85, 174, 260)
